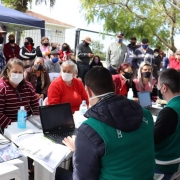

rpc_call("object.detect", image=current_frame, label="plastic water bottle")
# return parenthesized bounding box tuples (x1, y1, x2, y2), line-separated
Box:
(79, 100, 88, 115)
(17, 106, 27, 129)
(127, 88, 133, 100)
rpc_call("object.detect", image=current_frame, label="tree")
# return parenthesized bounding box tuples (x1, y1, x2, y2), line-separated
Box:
(80, 0, 180, 52)
(90, 40, 106, 60)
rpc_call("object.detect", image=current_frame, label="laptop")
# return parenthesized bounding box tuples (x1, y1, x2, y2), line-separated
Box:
(39, 103, 76, 144)
(137, 91, 161, 116)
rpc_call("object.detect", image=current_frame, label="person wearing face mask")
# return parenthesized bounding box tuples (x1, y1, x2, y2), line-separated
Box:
(59, 43, 72, 63)
(132, 38, 154, 70)
(0, 27, 6, 74)
(89, 55, 103, 69)
(55, 66, 155, 180)
(106, 32, 128, 75)
(48, 60, 88, 113)
(76, 37, 94, 84)
(127, 37, 139, 65)
(24, 57, 50, 100)
(153, 49, 162, 80)
(169, 50, 180, 70)
(0, 58, 39, 132)
(36, 36, 51, 61)
(3, 34, 20, 62)
(44, 51, 61, 73)
(154, 69, 180, 180)
(112, 63, 133, 96)
(132, 61, 157, 101)
(19, 37, 36, 68)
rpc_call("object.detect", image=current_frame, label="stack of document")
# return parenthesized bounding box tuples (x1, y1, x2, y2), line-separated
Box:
(14, 133, 71, 172)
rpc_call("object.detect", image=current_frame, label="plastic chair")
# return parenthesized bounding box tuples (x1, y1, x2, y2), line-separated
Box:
(0, 163, 21, 180)
(43, 97, 48, 106)
(155, 158, 180, 180)
(3, 156, 29, 180)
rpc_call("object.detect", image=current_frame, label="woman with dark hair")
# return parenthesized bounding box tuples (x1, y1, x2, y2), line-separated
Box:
(0, 58, 39, 132)
(59, 43, 72, 63)
(19, 37, 36, 68)
(112, 63, 133, 96)
(89, 55, 103, 69)
(24, 57, 50, 100)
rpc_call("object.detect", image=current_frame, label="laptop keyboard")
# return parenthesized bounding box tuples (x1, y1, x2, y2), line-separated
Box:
(48, 131, 75, 140)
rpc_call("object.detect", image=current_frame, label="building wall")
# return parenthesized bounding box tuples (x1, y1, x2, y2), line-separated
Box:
(20, 24, 66, 48)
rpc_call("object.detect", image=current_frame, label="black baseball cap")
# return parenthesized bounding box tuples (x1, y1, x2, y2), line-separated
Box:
(130, 36, 137, 40)
(142, 38, 149, 43)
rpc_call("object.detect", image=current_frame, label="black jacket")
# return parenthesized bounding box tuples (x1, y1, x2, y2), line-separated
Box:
(19, 46, 36, 60)
(76, 42, 93, 65)
(73, 94, 143, 180)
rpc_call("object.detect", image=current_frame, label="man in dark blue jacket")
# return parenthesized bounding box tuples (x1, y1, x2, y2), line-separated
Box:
(55, 67, 155, 180)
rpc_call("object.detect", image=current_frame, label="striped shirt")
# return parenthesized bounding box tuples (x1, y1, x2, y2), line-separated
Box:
(0, 78, 39, 129)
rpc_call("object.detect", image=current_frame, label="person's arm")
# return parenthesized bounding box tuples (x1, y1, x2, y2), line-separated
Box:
(0, 90, 11, 129)
(154, 107, 178, 145)
(28, 83, 39, 115)
(73, 124, 105, 180)
(48, 81, 61, 105)
(41, 71, 50, 96)
(76, 45, 89, 58)
(106, 45, 111, 68)
(132, 81, 138, 98)
(24, 49, 36, 58)
(15, 44, 20, 57)
(24, 68, 31, 81)
(19, 48, 29, 59)
(3, 44, 9, 60)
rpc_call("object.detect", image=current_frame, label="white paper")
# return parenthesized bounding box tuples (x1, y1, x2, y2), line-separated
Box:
(15, 134, 70, 172)
(49, 73, 60, 82)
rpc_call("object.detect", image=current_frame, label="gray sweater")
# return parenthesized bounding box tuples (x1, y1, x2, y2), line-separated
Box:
(76, 42, 93, 65)
(106, 42, 128, 69)
(45, 60, 61, 73)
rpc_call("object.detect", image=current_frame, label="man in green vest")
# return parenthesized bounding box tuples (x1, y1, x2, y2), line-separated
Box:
(155, 68, 180, 180)
(55, 67, 155, 180)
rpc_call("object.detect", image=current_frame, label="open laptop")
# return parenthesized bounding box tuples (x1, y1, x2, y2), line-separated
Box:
(39, 103, 76, 144)
(137, 91, 161, 116)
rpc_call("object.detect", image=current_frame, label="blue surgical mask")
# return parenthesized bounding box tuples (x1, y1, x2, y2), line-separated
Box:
(142, 44, 148, 49)
(117, 38, 122, 43)
(52, 57, 58, 63)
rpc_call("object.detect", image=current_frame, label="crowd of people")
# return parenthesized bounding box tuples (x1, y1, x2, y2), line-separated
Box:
(0, 27, 180, 180)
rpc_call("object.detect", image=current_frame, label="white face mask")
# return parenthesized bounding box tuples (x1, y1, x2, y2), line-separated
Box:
(62, 72, 73, 82)
(10, 73, 23, 85)
(89, 92, 114, 101)
(154, 53, 158, 57)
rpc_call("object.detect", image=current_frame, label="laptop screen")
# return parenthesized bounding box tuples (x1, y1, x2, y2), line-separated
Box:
(137, 91, 152, 108)
(39, 103, 74, 133)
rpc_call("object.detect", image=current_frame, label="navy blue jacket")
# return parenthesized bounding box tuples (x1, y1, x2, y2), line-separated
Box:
(73, 94, 143, 180)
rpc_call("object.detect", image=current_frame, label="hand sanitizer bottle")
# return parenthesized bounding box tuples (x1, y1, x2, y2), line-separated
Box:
(17, 106, 27, 129)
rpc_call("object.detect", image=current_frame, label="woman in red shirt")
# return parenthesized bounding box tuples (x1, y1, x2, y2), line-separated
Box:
(112, 63, 133, 96)
(169, 50, 180, 70)
(48, 60, 88, 113)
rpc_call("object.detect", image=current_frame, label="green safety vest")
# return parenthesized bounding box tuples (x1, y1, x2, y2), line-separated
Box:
(155, 96, 180, 173)
(84, 108, 154, 180)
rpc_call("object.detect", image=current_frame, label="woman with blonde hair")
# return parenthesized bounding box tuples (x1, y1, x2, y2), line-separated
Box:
(36, 36, 51, 61)
(132, 61, 157, 101)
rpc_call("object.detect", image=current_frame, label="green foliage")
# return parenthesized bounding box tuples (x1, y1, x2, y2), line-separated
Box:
(80, 0, 180, 52)
(91, 40, 106, 60)
(1, 0, 55, 12)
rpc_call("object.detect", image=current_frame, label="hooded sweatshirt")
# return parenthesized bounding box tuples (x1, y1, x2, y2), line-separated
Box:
(73, 95, 155, 180)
